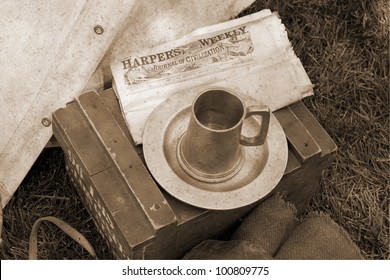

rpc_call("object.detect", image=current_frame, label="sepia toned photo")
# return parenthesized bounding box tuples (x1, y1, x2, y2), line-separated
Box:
(0, 0, 388, 267)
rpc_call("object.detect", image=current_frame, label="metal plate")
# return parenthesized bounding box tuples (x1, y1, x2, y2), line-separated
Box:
(143, 89, 288, 210)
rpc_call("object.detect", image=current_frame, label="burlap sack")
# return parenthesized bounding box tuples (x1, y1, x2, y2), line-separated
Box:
(275, 212, 364, 259)
(231, 195, 297, 256)
(183, 196, 363, 260)
(183, 239, 273, 260)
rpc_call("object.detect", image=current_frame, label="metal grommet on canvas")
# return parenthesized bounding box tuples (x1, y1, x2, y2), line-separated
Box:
(41, 118, 51, 127)
(94, 25, 104, 35)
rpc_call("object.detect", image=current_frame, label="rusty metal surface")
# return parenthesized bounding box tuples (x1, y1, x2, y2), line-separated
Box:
(143, 87, 288, 210)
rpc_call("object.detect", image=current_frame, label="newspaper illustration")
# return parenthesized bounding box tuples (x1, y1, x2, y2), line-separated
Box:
(111, 10, 313, 144)
(121, 26, 254, 89)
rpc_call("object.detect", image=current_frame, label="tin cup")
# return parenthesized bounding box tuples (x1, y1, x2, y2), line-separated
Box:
(177, 88, 270, 183)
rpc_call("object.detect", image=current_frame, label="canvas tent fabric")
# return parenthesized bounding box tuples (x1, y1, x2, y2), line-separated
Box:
(0, 0, 136, 208)
(0, 0, 255, 208)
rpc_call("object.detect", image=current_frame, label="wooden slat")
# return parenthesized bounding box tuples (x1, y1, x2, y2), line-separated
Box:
(0, 0, 135, 208)
(77, 91, 177, 233)
(274, 104, 322, 163)
(99, 89, 143, 155)
(53, 103, 156, 256)
(53, 102, 112, 176)
(90, 168, 156, 250)
(289, 101, 337, 156)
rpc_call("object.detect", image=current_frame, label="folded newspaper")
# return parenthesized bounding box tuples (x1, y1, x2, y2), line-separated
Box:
(111, 10, 313, 145)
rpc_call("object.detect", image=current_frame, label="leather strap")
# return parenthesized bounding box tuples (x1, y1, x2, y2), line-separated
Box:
(29, 216, 97, 260)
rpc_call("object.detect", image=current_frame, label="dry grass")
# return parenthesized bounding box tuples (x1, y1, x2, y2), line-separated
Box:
(0, 148, 113, 259)
(1, 0, 388, 259)
(240, 0, 389, 259)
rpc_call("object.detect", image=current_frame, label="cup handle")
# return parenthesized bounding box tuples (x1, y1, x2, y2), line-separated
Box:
(240, 105, 270, 146)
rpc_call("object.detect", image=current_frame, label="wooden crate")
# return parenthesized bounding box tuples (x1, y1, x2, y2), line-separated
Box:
(52, 89, 336, 259)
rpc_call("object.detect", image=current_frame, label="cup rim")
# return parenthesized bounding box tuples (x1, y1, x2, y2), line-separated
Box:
(191, 87, 246, 133)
